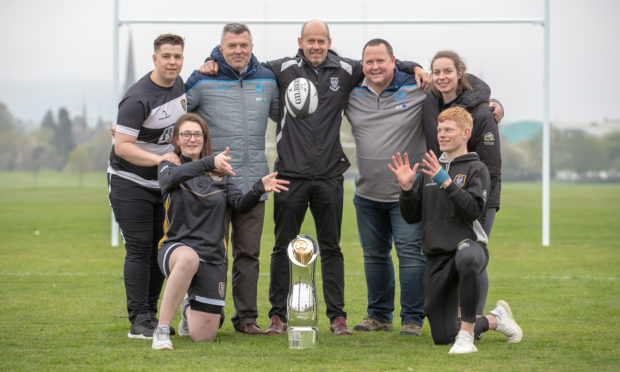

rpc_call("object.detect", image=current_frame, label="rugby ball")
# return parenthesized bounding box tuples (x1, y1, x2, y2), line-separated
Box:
(285, 78, 318, 119)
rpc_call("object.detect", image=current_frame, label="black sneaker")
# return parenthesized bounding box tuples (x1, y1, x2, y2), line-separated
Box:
(128, 313, 155, 339)
(150, 314, 176, 336)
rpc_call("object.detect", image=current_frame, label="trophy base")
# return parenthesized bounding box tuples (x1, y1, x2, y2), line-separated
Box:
(287, 326, 318, 349)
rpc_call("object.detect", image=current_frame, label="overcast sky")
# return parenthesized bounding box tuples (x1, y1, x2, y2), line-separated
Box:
(1, 0, 619, 125)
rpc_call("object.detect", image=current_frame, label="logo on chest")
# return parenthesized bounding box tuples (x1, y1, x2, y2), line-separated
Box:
(453, 174, 467, 188)
(158, 110, 171, 121)
(329, 77, 340, 92)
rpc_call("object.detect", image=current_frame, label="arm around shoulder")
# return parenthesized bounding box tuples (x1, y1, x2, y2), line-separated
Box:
(260, 56, 292, 75)
(114, 133, 162, 167)
(395, 59, 422, 74)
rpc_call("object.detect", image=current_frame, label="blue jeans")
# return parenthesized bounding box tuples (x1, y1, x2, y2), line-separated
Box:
(354, 195, 425, 326)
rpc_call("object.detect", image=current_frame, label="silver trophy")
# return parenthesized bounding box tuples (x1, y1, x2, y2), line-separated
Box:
(286, 234, 319, 348)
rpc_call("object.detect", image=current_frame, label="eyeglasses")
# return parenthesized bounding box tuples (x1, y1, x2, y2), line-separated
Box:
(179, 131, 204, 140)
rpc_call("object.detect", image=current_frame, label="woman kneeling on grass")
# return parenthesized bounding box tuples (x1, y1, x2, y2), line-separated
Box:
(152, 113, 289, 350)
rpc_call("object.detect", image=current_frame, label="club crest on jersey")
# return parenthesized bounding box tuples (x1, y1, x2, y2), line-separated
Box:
(180, 98, 187, 112)
(211, 174, 223, 182)
(218, 282, 226, 298)
(256, 83, 265, 93)
(453, 174, 466, 188)
(330, 77, 340, 92)
(395, 91, 406, 101)
(483, 131, 495, 145)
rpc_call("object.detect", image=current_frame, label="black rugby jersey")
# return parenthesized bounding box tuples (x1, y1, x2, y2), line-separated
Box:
(108, 73, 187, 188)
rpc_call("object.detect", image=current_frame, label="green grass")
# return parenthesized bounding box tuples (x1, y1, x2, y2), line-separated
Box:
(0, 172, 619, 371)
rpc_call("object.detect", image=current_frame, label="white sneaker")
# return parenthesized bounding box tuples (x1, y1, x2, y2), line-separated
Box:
(489, 300, 523, 343)
(178, 297, 190, 337)
(449, 330, 478, 354)
(152, 326, 173, 350)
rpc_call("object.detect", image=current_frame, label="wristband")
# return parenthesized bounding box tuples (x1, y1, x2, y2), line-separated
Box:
(432, 168, 450, 187)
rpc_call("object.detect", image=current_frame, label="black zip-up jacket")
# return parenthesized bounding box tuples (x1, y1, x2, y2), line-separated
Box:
(264, 49, 420, 179)
(399, 152, 490, 257)
(263, 49, 362, 179)
(423, 74, 502, 210)
(157, 155, 265, 264)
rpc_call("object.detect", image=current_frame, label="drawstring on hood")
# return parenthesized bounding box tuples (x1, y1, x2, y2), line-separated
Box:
(439, 153, 452, 173)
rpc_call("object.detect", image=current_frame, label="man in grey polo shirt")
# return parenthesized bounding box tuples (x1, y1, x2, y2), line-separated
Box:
(345, 38, 427, 336)
(346, 38, 505, 336)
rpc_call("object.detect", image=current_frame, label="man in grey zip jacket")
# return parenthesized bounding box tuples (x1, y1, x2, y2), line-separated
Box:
(184, 23, 279, 335)
(345, 39, 427, 336)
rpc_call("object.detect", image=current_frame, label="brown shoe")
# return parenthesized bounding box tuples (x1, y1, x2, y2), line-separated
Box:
(237, 322, 265, 335)
(352, 317, 394, 332)
(400, 323, 422, 336)
(265, 316, 287, 335)
(330, 317, 352, 335)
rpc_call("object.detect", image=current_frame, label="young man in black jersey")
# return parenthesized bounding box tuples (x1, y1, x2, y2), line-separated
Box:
(389, 107, 522, 354)
(108, 34, 186, 340)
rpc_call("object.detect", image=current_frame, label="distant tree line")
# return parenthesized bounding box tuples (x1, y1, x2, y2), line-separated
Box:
(1, 101, 619, 182)
(0, 101, 112, 185)
(500, 128, 620, 181)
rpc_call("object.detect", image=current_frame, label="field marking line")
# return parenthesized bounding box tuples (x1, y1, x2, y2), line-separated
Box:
(522, 275, 620, 281)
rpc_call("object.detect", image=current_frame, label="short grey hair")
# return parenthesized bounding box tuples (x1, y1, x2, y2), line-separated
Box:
(221, 23, 252, 44)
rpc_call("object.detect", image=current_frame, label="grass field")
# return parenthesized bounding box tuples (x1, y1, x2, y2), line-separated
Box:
(0, 172, 619, 371)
